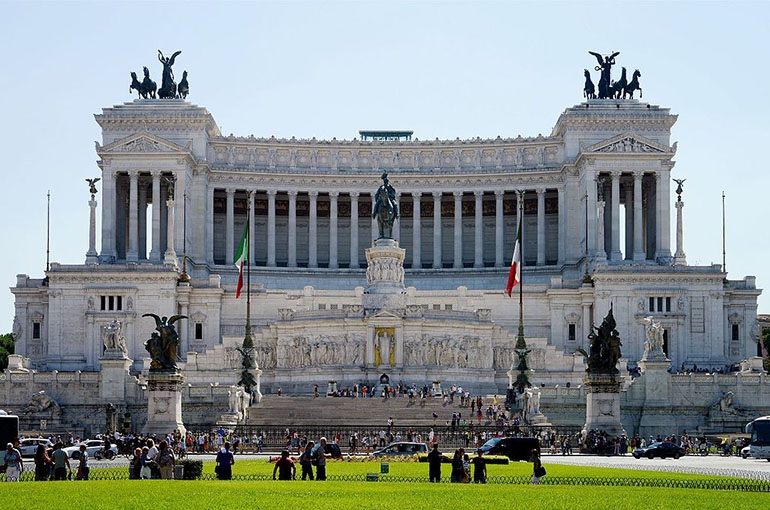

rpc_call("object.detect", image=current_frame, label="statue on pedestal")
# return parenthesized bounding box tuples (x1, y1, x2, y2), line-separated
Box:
(577, 305, 622, 375)
(143, 314, 186, 371)
(372, 173, 399, 239)
(103, 319, 128, 356)
(642, 316, 666, 359)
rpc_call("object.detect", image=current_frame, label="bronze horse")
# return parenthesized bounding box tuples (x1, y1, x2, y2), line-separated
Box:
(583, 69, 595, 99)
(623, 70, 642, 99)
(611, 67, 627, 99)
(372, 175, 398, 239)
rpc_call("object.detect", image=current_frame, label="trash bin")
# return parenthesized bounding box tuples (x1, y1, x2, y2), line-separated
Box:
(174, 465, 184, 480)
(366, 473, 379, 481)
(380, 462, 389, 474)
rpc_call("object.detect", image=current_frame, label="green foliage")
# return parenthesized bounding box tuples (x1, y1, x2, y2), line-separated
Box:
(179, 459, 203, 479)
(763, 327, 770, 372)
(0, 332, 14, 371)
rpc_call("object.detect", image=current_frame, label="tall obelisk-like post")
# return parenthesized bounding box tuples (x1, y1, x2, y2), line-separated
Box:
(673, 178, 687, 266)
(164, 177, 178, 268)
(86, 178, 100, 264)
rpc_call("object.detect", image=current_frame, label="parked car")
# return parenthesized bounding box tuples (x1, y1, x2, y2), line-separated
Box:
(64, 439, 118, 460)
(372, 442, 429, 457)
(741, 445, 751, 459)
(477, 437, 540, 461)
(18, 438, 53, 457)
(632, 441, 685, 459)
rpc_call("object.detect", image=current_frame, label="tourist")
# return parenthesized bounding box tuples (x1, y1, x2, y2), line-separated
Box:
(76, 444, 89, 480)
(140, 446, 153, 479)
(427, 443, 442, 482)
(472, 449, 487, 483)
(314, 437, 331, 481)
(299, 441, 315, 480)
(33, 443, 52, 481)
(157, 440, 175, 479)
(272, 450, 295, 480)
(4, 442, 23, 482)
(130, 448, 142, 479)
(51, 442, 70, 480)
(531, 449, 545, 484)
(215, 441, 235, 480)
(450, 448, 465, 483)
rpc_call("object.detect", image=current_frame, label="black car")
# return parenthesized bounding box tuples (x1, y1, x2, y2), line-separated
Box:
(477, 437, 540, 461)
(632, 441, 685, 459)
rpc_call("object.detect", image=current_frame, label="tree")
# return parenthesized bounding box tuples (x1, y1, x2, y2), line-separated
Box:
(762, 327, 770, 373)
(0, 332, 14, 371)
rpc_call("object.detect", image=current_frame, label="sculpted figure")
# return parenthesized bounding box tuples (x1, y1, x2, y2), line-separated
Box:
(157, 50, 182, 99)
(143, 313, 186, 371)
(372, 173, 399, 239)
(103, 319, 128, 355)
(23, 391, 60, 414)
(589, 50, 619, 99)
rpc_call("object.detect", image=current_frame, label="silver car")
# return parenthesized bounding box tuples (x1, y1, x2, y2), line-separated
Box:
(18, 438, 53, 457)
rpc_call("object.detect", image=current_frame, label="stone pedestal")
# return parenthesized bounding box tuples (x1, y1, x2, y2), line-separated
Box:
(583, 374, 625, 438)
(637, 358, 676, 438)
(673, 200, 686, 266)
(362, 239, 406, 312)
(99, 355, 133, 402)
(142, 371, 186, 437)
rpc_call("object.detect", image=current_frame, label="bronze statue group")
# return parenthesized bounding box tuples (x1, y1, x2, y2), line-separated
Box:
(583, 51, 642, 100)
(130, 50, 189, 100)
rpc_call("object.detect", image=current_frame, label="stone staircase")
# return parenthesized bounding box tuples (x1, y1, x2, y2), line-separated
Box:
(246, 395, 498, 427)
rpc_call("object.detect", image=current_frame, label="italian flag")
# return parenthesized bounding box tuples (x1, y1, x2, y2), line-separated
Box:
(506, 215, 522, 297)
(234, 222, 248, 298)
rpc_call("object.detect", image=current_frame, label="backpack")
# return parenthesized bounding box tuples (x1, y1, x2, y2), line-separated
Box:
(534, 465, 546, 477)
(158, 449, 173, 467)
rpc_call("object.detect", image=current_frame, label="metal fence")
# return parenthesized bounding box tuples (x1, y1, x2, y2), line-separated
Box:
(7, 471, 770, 491)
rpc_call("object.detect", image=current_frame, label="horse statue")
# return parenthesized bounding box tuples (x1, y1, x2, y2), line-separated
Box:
(130, 72, 144, 98)
(371, 172, 399, 239)
(583, 69, 595, 99)
(623, 69, 642, 99)
(141, 66, 157, 99)
(611, 67, 627, 99)
(177, 70, 189, 99)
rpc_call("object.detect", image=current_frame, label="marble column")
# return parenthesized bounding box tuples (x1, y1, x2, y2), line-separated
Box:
(393, 192, 401, 241)
(474, 190, 484, 268)
(309, 191, 318, 268)
(674, 198, 687, 265)
(206, 185, 214, 264)
(99, 170, 117, 262)
(453, 191, 463, 269)
(225, 188, 235, 264)
(350, 192, 359, 269)
(633, 172, 645, 261)
(329, 191, 339, 269)
(164, 196, 178, 267)
(536, 188, 546, 266)
(658, 172, 672, 261)
(86, 194, 99, 264)
(432, 191, 442, 269)
(249, 190, 255, 268)
(557, 186, 566, 266)
(267, 190, 277, 267)
(412, 193, 422, 268)
(288, 191, 297, 267)
(610, 171, 622, 261)
(596, 199, 607, 263)
(127, 170, 139, 262)
(495, 190, 504, 267)
(138, 180, 147, 260)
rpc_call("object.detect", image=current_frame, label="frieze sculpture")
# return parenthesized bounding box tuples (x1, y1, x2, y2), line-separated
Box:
(372, 172, 399, 239)
(129, 50, 188, 100)
(577, 305, 622, 375)
(586, 51, 642, 100)
(143, 313, 186, 371)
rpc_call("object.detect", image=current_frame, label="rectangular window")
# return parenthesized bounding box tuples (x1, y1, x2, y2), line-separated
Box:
(568, 324, 576, 341)
(330, 304, 338, 310)
(732, 324, 739, 341)
(663, 329, 669, 356)
(657, 297, 663, 312)
(101, 296, 106, 311)
(108, 296, 114, 311)
(665, 297, 671, 312)
(116, 296, 123, 311)
(32, 322, 41, 339)
(433, 304, 440, 310)
(195, 323, 203, 340)
(649, 297, 655, 312)
(318, 304, 326, 310)
(445, 304, 453, 311)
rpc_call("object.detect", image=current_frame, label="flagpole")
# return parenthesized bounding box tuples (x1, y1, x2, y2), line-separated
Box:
(722, 191, 726, 275)
(246, 193, 252, 342)
(513, 189, 530, 397)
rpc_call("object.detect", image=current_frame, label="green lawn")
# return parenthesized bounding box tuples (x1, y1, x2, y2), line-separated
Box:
(7, 460, 768, 509)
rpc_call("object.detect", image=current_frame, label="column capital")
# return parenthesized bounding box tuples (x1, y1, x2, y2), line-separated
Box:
(536, 187, 546, 195)
(308, 190, 319, 199)
(328, 190, 340, 199)
(349, 191, 360, 199)
(474, 190, 484, 198)
(287, 190, 298, 198)
(151, 169, 162, 178)
(432, 191, 443, 199)
(610, 170, 623, 178)
(225, 187, 235, 195)
(127, 169, 139, 178)
(411, 191, 422, 199)
(453, 191, 463, 199)
(266, 189, 277, 197)
(632, 171, 644, 181)
(494, 189, 505, 198)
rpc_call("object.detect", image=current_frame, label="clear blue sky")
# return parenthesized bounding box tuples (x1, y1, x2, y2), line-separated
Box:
(1, 0, 768, 332)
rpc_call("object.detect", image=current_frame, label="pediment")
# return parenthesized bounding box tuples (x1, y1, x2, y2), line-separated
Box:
(584, 133, 673, 154)
(370, 309, 402, 320)
(97, 132, 191, 155)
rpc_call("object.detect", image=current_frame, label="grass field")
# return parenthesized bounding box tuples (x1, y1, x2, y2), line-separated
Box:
(7, 460, 769, 509)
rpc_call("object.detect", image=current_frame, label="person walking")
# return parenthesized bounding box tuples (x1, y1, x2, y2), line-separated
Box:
(33, 443, 53, 481)
(4, 442, 23, 482)
(314, 437, 331, 481)
(76, 444, 89, 480)
(272, 450, 295, 480)
(531, 449, 545, 484)
(157, 440, 175, 479)
(299, 441, 315, 480)
(215, 441, 235, 480)
(427, 443, 442, 482)
(471, 449, 487, 483)
(450, 448, 465, 483)
(51, 442, 71, 480)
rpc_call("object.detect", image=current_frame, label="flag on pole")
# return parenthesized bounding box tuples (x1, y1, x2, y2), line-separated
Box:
(506, 215, 522, 297)
(234, 222, 248, 298)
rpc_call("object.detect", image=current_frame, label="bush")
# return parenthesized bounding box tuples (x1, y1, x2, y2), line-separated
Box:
(179, 460, 203, 480)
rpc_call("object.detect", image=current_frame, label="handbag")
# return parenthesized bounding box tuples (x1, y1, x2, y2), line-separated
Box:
(534, 465, 546, 477)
